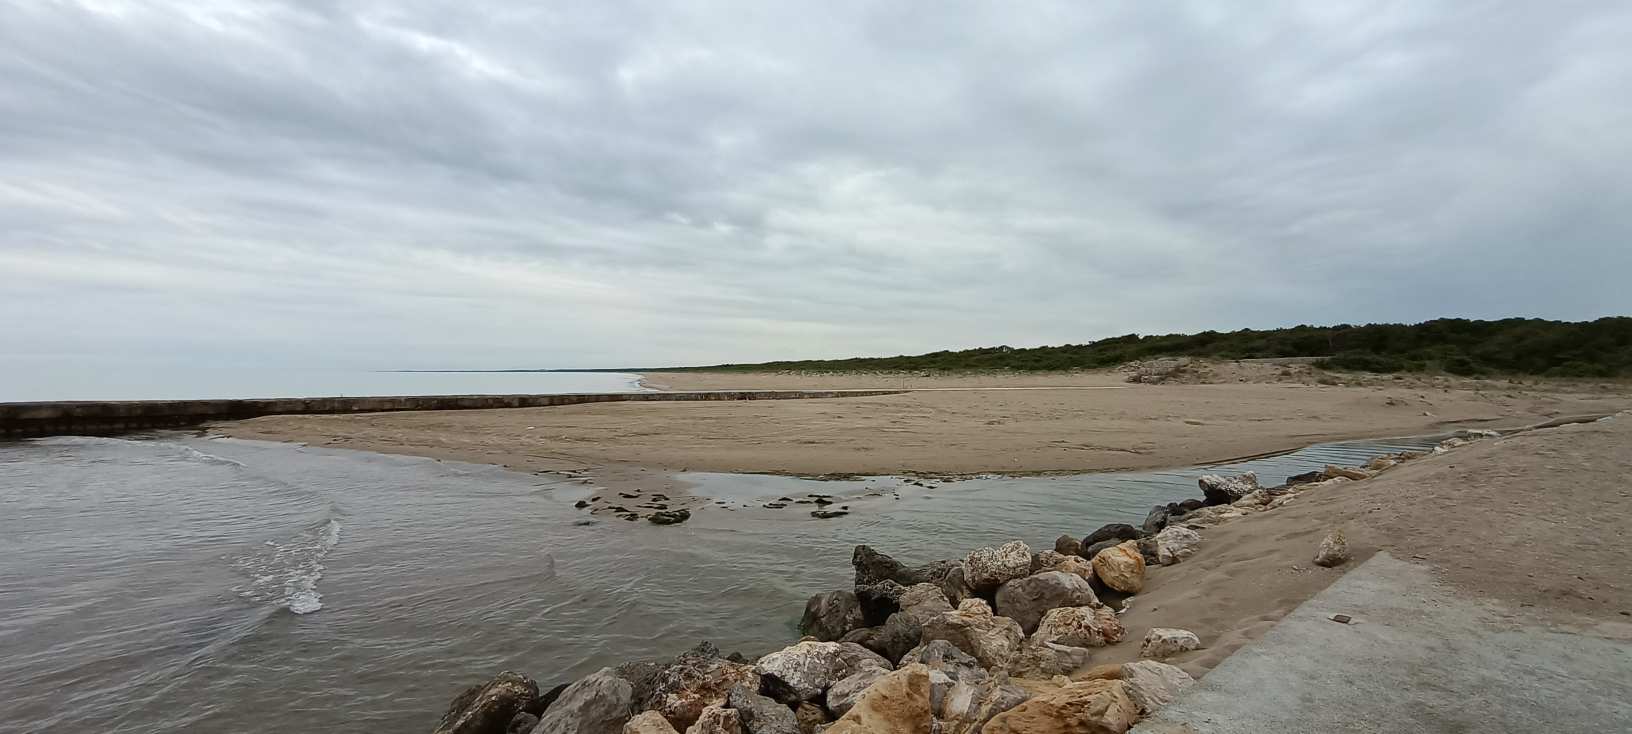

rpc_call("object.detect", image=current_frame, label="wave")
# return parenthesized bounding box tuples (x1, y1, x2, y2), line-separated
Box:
(233, 517, 343, 615)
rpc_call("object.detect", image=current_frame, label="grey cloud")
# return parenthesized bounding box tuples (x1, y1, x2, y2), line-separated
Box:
(2, 0, 1628, 373)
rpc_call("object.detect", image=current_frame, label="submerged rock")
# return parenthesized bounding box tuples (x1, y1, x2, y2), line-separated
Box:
(435, 671, 539, 734)
(1139, 628, 1201, 659)
(1090, 541, 1145, 593)
(799, 590, 866, 642)
(1198, 471, 1260, 505)
(994, 571, 1099, 634)
(648, 509, 691, 525)
(1313, 529, 1351, 567)
(964, 541, 1032, 594)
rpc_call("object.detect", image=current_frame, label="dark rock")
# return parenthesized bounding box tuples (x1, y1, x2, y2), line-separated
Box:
(855, 580, 907, 626)
(435, 671, 539, 734)
(936, 563, 974, 606)
(763, 502, 787, 509)
(1054, 534, 1083, 557)
(619, 492, 640, 499)
(840, 612, 921, 664)
(1082, 523, 1143, 547)
(621, 515, 638, 521)
(1176, 498, 1206, 513)
(526, 683, 569, 717)
(1082, 538, 1123, 562)
(798, 590, 866, 642)
(574, 500, 590, 509)
(853, 545, 914, 585)
(813, 498, 834, 506)
(1286, 470, 1325, 486)
(1135, 536, 1161, 565)
(648, 509, 692, 525)
(810, 510, 848, 519)
(506, 712, 538, 734)
(727, 651, 749, 663)
(726, 684, 800, 734)
(1142, 505, 1171, 535)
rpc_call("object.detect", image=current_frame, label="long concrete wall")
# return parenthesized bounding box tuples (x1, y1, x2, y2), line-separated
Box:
(0, 390, 906, 439)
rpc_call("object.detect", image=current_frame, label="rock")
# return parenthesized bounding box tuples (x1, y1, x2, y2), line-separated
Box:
(624, 711, 681, 734)
(918, 599, 1025, 671)
(1081, 538, 1123, 563)
(1008, 638, 1093, 677)
(897, 583, 954, 621)
(840, 613, 920, 663)
(1175, 498, 1206, 513)
(964, 541, 1032, 594)
(1054, 534, 1083, 557)
(436, 671, 540, 734)
(1231, 490, 1269, 510)
(648, 509, 691, 525)
(1043, 555, 1097, 585)
(685, 705, 742, 734)
(1032, 605, 1125, 648)
(853, 545, 915, 585)
(823, 664, 934, 734)
(1313, 529, 1351, 567)
(799, 590, 866, 642)
(810, 510, 848, 519)
(1365, 456, 1399, 472)
(1139, 628, 1201, 659)
(1118, 661, 1194, 714)
(1090, 541, 1145, 593)
(1134, 536, 1161, 566)
(1152, 526, 1201, 565)
(510, 713, 541, 734)
(1032, 549, 1069, 572)
(936, 563, 974, 606)
(536, 683, 570, 716)
(725, 686, 798, 734)
(1078, 663, 1123, 681)
(754, 641, 849, 703)
(793, 702, 827, 734)
(982, 679, 1138, 734)
(937, 678, 1031, 734)
(644, 643, 760, 730)
(855, 580, 907, 626)
(1322, 465, 1372, 481)
(532, 668, 635, 734)
(575, 500, 590, 509)
(1285, 470, 1324, 486)
(824, 668, 887, 717)
(993, 571, 1099, 634)
(613, 661, 665, 708)
(1141, 505, 1170, 535)
(1198, 472, 1260, 505)
(898, 639, 989, 686)
(1081, 523, 1142, 548)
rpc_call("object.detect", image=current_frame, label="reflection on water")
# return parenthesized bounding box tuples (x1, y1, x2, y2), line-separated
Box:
(0, 432, 1434, 733)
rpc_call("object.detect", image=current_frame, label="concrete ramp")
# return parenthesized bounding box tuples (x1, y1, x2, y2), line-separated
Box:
(1135, 553, 1632, 733)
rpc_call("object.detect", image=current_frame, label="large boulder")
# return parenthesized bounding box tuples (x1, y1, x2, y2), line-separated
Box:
(624, 711, 681, 734)
(897, 639, 989, 686)
(1118, 660, 1194, 714)
(1139, 628, 1201, 659)
(644, 643, 761, 729)
(823, 664, 935, 734)
(531, 668, 634, 734)
(799, 590, 866, 642)
(684, 705, 742, 734)
(1141, 505, 1171, 535)
(725, 686, 798, 734)
(937, 677, 1031, 734)
(754, 641, 847, 704)
(1081, 523, 1142, 548)
(1032, 605, 1125, 648)
(1008, 638, 1092, 677)
(982, 679, 1138, 734)
(1042, 555, 1097, 585)
(436, 671, 540, 734)
(1090, 541, 1145, 593)
(993, 571, 1099, 634)
(855, 580, 907, 626)
(853, 545, 917, 585)
(840, 614, 920, 663)
(1152, 525, 1201, 565)
(824, 667, 888, 717)
(1198, 471, 1260, 505)
(897, 583, 954, 620)
(1313, 529, 1351, 567)
(919, 599, 1025, 671)
(964, 541, 1032, 594)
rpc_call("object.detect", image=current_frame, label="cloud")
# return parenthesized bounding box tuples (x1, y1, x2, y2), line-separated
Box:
(3, 0, 1629, 373)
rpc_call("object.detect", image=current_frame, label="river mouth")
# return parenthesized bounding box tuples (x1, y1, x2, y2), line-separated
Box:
(0, 432, 1435, 733)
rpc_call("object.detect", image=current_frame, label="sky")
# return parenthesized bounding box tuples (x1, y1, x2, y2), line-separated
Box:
(3, 1, 1629, 371)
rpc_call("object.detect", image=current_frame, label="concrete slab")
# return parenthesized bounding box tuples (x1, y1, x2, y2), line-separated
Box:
(1134, 552, 1632, 733)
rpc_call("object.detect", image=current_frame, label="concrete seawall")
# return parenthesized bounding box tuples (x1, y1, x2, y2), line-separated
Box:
(0, 390, 906, 439)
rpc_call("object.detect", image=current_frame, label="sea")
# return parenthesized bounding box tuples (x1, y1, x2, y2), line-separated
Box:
(0, 370, 1437, 732)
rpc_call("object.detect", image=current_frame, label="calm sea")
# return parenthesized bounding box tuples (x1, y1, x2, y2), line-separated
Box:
(0, 428, 1434, 733)
(0, 367, 644, 402)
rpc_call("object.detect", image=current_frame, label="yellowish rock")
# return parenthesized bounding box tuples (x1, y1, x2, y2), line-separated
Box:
(824, 664, 934, 734)
(983, 679, 1139, 734)
(625, 711, 681, 734)
(1090, 541, 1145, 593)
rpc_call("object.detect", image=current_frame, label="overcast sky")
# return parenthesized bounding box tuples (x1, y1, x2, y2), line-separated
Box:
(4, 1, 1629, 370)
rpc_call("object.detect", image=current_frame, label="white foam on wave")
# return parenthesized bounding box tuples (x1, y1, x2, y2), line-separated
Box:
(233, 518, 342, 615)
(167, 443, 248, 468)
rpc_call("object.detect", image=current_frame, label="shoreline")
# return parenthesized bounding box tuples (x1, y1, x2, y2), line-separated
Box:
(434, 412, 1632, 733)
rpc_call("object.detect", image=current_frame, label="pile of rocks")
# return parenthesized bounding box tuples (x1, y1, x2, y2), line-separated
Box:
(433, 431, 1503, 734)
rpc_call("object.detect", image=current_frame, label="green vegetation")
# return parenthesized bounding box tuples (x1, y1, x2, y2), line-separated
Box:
(670, 317, 1632, 378)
